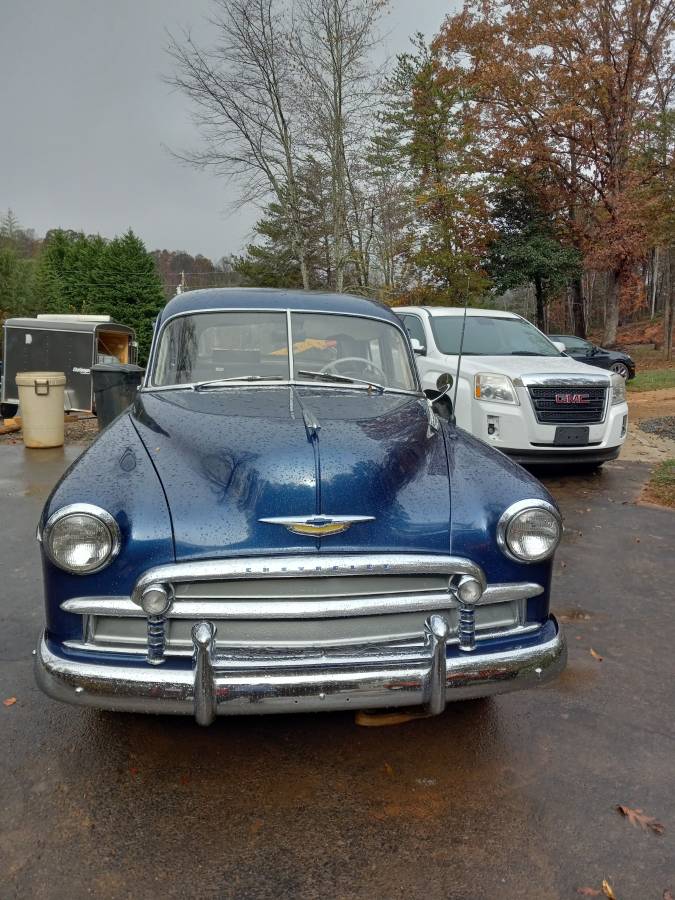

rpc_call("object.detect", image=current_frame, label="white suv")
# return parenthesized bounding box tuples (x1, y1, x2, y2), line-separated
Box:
(395, 306, 628, 467)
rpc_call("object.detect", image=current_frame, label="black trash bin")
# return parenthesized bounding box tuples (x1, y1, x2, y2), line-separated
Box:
(92, 363, 145, 429)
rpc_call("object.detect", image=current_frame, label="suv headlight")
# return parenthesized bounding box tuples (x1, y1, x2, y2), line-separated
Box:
(42, 504, 121, 574)
(475, 373, 519, 405)
(611, 373, 626, 405)
(497, 500, 562, 563)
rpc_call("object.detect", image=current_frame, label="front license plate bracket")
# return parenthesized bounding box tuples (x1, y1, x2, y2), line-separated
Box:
(554, 426, 590, 445)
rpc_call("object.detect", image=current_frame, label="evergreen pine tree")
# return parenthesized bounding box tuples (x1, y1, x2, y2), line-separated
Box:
(91, 230, 164, 362)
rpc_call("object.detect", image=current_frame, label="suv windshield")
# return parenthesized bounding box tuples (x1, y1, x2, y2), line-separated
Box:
(431, 316, 561, 357)
(152, 310, 416, 392)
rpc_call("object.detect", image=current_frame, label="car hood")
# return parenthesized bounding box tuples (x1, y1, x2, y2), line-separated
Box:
(130, 386, 452, 560)
(455, 354, 612, 381)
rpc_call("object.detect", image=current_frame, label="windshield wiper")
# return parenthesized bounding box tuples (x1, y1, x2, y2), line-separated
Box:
(509, 351, 549, 356)
(193, 375, 284, 391)
(296, 369, 386, 393)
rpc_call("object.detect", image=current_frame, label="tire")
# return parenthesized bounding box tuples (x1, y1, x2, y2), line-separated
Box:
(0, 402, 18, 420)
(610, 362, 630, 379)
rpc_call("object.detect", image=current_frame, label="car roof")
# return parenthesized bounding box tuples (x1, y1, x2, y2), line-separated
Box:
(159, 288, 400, 325)
(394, 305, 521, 320)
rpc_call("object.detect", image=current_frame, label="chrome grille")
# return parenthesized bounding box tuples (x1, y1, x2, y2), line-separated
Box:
(62, 555, 544, 658)
(528, 385, 607, 424)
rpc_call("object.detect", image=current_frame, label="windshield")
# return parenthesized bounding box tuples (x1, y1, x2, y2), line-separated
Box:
(152, 310, 417, 391)
(430, 316, 561, 357)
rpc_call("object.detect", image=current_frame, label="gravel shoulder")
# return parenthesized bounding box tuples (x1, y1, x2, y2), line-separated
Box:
(621, 389, 675, 463)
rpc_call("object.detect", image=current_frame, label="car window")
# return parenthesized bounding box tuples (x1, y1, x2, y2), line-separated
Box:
(553, 335, 590, 352)
(153, 312, 290, 385)
(401, 315, 426, 348)
(430, 316, 561, 357)
(291, 312, 416, 391)
(152, 310, 417, 391)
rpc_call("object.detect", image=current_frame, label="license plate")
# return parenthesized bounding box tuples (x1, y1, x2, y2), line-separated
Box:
(554, 426, 589, 445)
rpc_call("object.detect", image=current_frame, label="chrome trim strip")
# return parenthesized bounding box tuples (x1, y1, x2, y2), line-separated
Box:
(516, 372, 611, 387)
(61, 582, 542, 620)
(36, 621, 566, 719)
(130, 554, 487, 606)
(61, 621, 542, 657)
(285, 308, 295, 382)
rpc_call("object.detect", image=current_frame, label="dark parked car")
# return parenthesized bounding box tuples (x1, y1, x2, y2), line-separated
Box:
(35, 288, 566, 725)
(549, 334, 635, 380)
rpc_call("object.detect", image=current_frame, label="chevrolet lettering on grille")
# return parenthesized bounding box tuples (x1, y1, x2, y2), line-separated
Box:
(555, 393, 590, 404)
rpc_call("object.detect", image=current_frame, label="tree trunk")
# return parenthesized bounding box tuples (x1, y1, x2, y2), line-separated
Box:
(299, 252, 310, 291)
(534, 278, 546, 330)
(664, 246, 674, 362)
(603, 269, 620, 346)
(570, 277, 586, 337)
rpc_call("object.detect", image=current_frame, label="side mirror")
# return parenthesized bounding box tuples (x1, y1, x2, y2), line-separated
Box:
(551, 341, 567, 353)
(410, 338, 426, 356)
(436, 372, 453, 392)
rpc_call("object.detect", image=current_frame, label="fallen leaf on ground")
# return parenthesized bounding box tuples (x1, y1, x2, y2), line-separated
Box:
(590, 648, 604, 662)
(602, 880, 617, 899)
(616, 805, 665, 834)
(577, 888, 601, 896)
(3, 697, 17, 707)
(383, 762, 395, 777)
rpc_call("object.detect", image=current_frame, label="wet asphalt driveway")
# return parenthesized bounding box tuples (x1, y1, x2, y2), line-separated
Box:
(1, 446, 674, 900)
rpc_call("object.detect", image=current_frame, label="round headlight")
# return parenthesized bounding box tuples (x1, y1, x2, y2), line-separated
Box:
(43, 504, 121, 574)
(497, 500, 561, 563)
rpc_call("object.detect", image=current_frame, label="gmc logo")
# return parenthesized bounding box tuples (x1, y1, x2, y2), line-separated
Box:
(555, 393, 590, 404)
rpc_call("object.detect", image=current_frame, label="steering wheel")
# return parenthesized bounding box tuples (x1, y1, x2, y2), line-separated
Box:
(320, 356, 387, 384)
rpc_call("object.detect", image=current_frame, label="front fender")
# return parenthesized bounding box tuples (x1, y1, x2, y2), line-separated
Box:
(445, 425, 557, 620)
(39, 414, 174, 642)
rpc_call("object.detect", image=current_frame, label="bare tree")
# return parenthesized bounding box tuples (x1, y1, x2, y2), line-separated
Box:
(290, 0, 386, 292)
(167, 0, 311, 288)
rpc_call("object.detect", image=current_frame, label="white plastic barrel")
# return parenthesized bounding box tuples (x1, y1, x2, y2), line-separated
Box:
(15, 372, 66, 448)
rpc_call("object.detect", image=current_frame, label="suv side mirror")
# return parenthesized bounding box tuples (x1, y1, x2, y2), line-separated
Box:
(410, 338, 426, 356)
(551, 341, 567, 353)
(436, 372, 453, 392)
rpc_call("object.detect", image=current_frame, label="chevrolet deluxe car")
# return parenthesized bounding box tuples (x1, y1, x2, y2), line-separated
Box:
(396, 306, 629, 468)
(36, 289, 566, 724)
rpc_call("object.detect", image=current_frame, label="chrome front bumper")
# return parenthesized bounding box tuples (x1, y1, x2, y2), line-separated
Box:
(35, 616, 566, 725)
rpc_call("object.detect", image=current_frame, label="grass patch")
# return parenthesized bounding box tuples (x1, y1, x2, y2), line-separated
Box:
(627, 368, 675, 392)
(643, 458, 675, 509)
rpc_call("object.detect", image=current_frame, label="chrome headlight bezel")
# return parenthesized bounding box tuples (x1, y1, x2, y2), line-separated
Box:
(474, 373, 519, 405)
(41, 503, 121, 575)
(497, 499, 562, 564)
(610, 372, 627, 405)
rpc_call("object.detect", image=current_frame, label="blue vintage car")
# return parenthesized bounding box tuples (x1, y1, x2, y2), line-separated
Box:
(35, 289, 566, 724)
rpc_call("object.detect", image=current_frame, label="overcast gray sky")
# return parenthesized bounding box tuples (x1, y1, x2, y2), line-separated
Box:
(1, 0, 455, 261)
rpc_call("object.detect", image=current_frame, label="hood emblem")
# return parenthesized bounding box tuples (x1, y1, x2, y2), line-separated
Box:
(259, 515, 374, 537)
